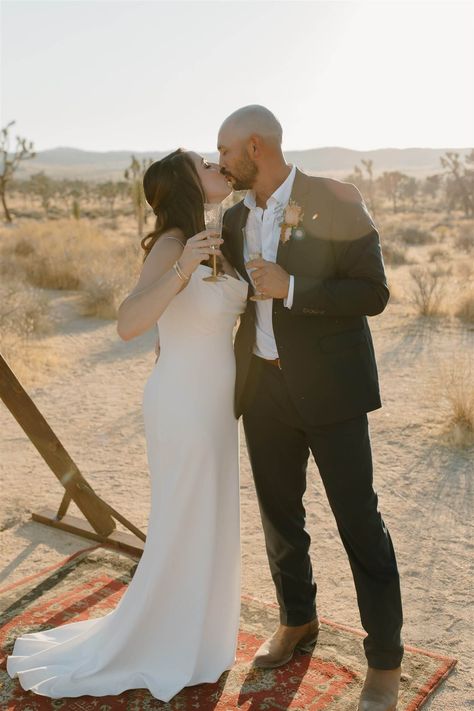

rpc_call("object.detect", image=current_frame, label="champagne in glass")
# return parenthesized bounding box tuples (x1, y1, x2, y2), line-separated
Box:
(242, 225, 270, 301)
(202, 203, 226, 282)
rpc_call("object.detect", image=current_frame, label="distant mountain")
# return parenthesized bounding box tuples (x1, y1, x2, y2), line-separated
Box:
(10, 145, 473, 181)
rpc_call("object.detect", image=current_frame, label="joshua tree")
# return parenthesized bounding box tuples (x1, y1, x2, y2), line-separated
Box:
(361, 159, 377, 216)
(400, 176, 419, 210)
(55, 178, 89, 216)
(345, 160, 377, 217)
(440, 151, 474, 217)
(67, 182, 89, 219)
(29, 171, 56, 218)
(97, 180, 124, 218)
(124, 155, 153, 237)
(0, 120, 36, 222)
(423, 174, 441, 201)
(72, 198, 81, 220)
(378, 171, 408, 213)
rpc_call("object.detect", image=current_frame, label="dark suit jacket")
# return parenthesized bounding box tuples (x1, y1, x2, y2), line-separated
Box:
(221, 167, 389, 426)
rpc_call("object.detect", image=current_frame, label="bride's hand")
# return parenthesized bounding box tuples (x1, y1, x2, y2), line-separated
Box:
(177, 230, 223, 278)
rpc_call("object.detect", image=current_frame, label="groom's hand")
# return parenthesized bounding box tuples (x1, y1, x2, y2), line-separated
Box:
(245, 258, 290, 299)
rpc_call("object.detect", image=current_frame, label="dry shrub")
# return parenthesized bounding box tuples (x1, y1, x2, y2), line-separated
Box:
(0, 283, 53, 338)
(22, 254, 82, 290)
(429, 247, 448, 261)
(382, 242, 408, 266)
(13, 238, 36, 257)
(408, 267, 445, 316)
(455, 291, 474, 324)
(0, 220, 89, 289)
(79, 273, 130, 320)
(0, 284, 58, 387)
(455, 223, 473, 252)
(397, 225, 435, 246)
(456, 261, 473, 279)
(431, 223, 453, 241)
(78, 244, 138, 320)
(441, 357, 474, 448)
(430, 264, 452, 278)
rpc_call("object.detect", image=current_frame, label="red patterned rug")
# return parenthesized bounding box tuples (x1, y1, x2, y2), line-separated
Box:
(0, 545, 456, 710)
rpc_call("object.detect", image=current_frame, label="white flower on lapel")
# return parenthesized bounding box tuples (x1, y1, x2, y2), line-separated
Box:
(279, 199, 304, 245)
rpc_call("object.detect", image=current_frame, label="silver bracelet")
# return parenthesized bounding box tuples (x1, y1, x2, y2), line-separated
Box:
(173, 260, 190, 282)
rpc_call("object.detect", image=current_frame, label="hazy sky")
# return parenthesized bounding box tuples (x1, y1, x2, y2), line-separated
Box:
(1, 0, 473, 153)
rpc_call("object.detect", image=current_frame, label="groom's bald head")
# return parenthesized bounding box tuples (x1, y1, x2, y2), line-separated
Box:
(217, 105, 286, 191)
(218, 105, 283, 146)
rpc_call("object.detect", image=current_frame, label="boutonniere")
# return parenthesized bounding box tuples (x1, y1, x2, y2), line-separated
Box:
(279, 199, 304, 245)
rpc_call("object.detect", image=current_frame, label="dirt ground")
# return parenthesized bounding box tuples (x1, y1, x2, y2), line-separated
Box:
(1, 272, 473, 709)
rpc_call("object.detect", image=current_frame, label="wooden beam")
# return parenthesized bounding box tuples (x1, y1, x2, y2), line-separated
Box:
(0, 353, 115, 537)
(32, 507, 145, 557)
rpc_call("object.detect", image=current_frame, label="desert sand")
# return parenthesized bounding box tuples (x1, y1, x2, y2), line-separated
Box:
(0, 226, 473, 710)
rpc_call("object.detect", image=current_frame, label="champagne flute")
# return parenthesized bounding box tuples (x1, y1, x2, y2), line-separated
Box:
(242, 225, 270, 301)
(202, 202, 226, 282)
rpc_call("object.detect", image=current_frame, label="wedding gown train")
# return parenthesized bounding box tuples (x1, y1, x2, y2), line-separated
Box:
(6, 264, 248, 702)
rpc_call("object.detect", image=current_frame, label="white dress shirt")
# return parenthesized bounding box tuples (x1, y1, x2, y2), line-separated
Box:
(242, 164, 296, 360)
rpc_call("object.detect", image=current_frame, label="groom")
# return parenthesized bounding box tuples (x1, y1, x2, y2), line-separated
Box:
(218, 105, 403, 711)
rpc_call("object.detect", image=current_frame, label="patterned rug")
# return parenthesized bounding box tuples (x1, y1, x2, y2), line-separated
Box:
(0, 545, 456, 710)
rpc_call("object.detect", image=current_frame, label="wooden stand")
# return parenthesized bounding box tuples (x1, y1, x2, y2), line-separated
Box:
(0, 353, 146, 558)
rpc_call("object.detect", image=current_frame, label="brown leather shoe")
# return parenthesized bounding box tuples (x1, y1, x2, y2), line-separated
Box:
(252, 617, 320, 669)
(357, 666, 401, 711)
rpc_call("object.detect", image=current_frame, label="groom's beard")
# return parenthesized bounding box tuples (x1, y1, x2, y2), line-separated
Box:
(226, 151, 258, 191)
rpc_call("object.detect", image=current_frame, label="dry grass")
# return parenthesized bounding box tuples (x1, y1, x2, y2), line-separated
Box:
(0, 219, 140, 321)
(378, 213, 474, 253)
(1, 220, 88, 289)
(441, 356, 474, 448)
(1, 334, 66, 388)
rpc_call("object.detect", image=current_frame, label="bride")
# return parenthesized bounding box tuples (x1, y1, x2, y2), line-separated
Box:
(6, 148, 248, 702)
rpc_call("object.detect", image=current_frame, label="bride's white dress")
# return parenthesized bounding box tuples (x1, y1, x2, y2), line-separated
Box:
(6, 263, 248, 702)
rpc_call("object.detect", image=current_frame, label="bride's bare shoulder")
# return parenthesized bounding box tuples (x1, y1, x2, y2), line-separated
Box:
(159, 228, 186, 248)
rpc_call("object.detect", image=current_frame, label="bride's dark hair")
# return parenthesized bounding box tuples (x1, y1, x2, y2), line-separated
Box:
(141, 148, 206, 262)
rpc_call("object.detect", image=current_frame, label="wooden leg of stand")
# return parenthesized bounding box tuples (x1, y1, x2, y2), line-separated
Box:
(1, 352, 147, 551)
(32, 508, 145, 557)
(56, 491, 72, 520)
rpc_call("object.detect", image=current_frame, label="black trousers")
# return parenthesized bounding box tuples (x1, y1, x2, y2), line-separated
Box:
(242, 355, 404, 670)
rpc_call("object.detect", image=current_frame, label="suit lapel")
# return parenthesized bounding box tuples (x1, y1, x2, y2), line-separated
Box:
(276, 167, 311, 271)
(226, 201, 252, 285)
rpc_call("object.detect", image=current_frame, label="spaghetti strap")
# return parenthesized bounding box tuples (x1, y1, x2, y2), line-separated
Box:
(163, 236, 185, 247)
